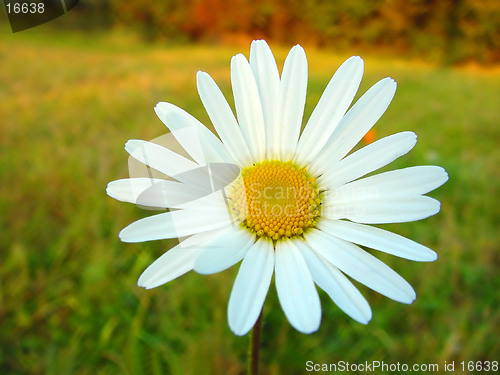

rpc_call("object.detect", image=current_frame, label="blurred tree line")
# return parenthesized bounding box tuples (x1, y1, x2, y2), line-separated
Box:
(75, 0, 498, 64)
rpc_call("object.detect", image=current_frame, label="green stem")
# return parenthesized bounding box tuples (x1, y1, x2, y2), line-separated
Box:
(248, 309, 263, 375)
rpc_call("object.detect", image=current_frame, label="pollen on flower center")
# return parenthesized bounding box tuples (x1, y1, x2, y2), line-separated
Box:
(228, 160, 321, 241)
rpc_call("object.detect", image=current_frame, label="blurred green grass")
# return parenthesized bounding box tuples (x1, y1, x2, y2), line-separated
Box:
(1, 30, 499, 375)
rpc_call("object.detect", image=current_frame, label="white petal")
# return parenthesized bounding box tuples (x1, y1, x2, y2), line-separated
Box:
(328, 166, 449, 200)
(203, 162, 241, 192)
(310, 78, 397, 176)
(296, 56, 364, 164)
(125, 138, 239, 199)
(175, 188, 228, 210)
(137, 227, 225, 288)
(179, 226, 232, 248)
(125, 140, 199, 182)
(118, 212, 189, 242)
(306, 229, 416, 303)
(319, 131, 417, 189)
(196, 71, 252, 167)
(249, 40, 280, 155)
(154, 102, 231, 164)
(228, 238, 274, 336)
(277, 45, 308, 160)
(297, 240, 371, 324)
(119, 195, 233, 242)
(323, 195, 441, 224)
(137, 242, 200, 289)
(318, 220, 437, 261)
(231, 54, 266, 161)
(142, 162, 239, 206)
(106, 178, 208, 208)
(107, 178, 165, 205)
(193, 227, 255, 274)
(275, 240, 321, 333)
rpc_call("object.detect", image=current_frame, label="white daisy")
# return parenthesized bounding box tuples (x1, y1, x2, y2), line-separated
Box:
(107, 40, 448, 336)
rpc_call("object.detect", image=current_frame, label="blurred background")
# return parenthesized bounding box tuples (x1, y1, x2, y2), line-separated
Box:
(1, 0, 499, 374)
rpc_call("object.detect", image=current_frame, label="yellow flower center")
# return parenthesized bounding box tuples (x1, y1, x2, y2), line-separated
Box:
(228, 160, 321, 241)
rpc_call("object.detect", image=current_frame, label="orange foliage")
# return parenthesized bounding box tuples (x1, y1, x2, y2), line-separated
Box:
(362, 129, 376, 145)
(106, 0, 500, 64)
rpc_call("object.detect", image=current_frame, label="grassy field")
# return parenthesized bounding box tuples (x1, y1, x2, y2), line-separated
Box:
(1, 27, 499, 375)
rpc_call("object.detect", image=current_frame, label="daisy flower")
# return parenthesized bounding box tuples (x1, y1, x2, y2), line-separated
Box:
(107, 40, 448, 336)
